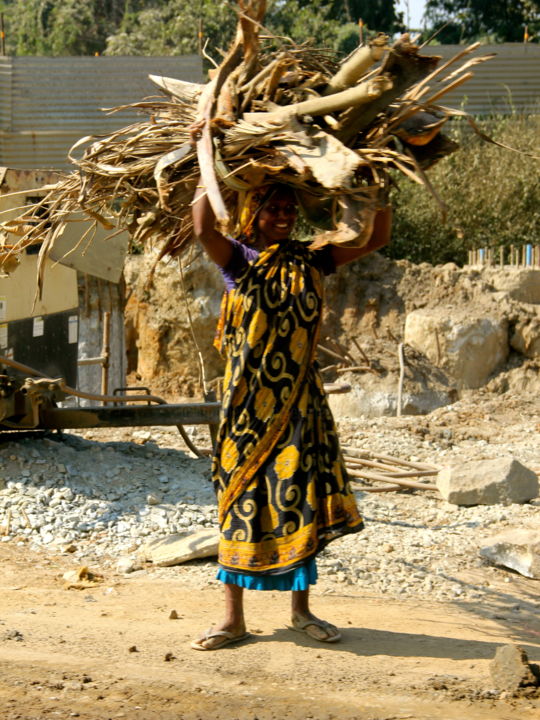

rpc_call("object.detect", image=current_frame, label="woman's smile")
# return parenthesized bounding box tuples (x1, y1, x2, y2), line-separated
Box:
(256, 190, 298, 245)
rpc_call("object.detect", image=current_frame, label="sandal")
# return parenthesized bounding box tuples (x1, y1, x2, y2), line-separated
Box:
(288, 616, 342, 643)
(190, 628, 251, 651)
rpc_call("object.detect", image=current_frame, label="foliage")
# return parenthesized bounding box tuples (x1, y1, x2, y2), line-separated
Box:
(424, 0, 540, 43)
(105, 0, 238, 57)
(296, 0, 405, 34)
(1, 0, 127, 55)
(384, 114, 540, 266)
(0, 0, 401, 57)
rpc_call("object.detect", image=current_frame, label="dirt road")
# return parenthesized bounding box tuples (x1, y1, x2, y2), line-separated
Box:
(1, 543, 538, 720)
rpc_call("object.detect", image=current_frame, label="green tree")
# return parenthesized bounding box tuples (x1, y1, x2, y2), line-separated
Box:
(265, 0, 343, 47)
(105, 0, 238, 56)
(302, 0, 405, 34)
(425, 0, 540, 43)
(2, 0, 132, 55)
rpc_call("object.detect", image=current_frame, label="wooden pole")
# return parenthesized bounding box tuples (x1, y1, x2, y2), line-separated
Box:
(343, 448, 439, 472)
(101, 311, 111, 403)
(346, 467, 437, 491)
(344, 456, 438, 477)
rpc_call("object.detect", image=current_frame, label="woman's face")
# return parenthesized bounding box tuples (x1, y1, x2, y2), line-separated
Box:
(256, 189, 297, 246)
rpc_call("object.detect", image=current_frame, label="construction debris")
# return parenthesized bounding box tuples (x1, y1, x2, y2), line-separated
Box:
(480, 529, 540, 579)
(139, 528, 219, 567)
(489, 645, 539, 692)
(342, 447, 439, 493)
(437, 456, 539, 506)
(0, 0, 497, 284)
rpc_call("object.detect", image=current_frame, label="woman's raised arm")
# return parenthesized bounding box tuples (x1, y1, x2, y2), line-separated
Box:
(331, 205, 392, 267)
(189, 119, 233, 268)
(192, 179, 233, 268)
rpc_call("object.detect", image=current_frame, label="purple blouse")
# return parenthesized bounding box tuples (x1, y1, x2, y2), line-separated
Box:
(219, 238, 336, 291)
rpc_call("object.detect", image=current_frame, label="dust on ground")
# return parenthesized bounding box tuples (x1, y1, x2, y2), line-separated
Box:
(1, 539, 539, 720)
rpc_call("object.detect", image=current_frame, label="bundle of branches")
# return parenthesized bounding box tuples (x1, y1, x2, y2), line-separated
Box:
(0, 0, 496, 284)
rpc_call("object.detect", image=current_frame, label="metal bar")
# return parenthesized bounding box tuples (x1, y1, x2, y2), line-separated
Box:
(39, 402, 221, 429)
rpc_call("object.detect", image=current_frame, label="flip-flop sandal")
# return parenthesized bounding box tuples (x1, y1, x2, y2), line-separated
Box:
(190, 628, 251, 651)
(288, 617, 342, 643)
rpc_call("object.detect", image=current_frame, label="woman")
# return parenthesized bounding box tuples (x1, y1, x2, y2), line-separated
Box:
(190, 171, 391, 651)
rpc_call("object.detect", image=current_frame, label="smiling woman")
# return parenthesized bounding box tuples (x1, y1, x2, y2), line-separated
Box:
(190, 134, 392, 650)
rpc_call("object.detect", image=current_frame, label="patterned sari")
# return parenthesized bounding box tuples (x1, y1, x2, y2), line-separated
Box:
(213, 238, 363, 576)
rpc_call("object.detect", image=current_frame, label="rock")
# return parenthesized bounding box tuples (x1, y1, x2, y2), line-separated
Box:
(138, 528, 219, 567)
(489, 644, 538, 691)
(146, 493, 162, 506)
(480, 529, 540, 579)
(437, 457, 539, 506)
(404, 309, 508, 389)
(511, 315, 540, 359)
(485, 268, 540, 304)
(116, 556, 140, 574)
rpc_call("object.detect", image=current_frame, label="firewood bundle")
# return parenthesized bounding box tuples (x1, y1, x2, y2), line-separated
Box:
(0, 0, 495, 278)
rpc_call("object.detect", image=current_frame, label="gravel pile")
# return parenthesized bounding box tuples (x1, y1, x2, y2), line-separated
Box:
(0, 396, 538, 605)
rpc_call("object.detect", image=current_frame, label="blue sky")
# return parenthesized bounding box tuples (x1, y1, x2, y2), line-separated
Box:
(396, 0, 427, 29)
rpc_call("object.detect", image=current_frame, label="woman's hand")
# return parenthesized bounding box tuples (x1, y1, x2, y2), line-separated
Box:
(331, 204, 392, 267)
(188, 119, 205, 148)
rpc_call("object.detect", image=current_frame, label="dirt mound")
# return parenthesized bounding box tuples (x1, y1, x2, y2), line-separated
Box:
(124, 252, 540, 413)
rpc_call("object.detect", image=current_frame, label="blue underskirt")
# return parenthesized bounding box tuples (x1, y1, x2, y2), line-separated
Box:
(216, 557, 318, 591)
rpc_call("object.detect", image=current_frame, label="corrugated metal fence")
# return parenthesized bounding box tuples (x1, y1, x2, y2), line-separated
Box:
(0, 46, 538, 171)
(421, 43, 540, 115)
(0, 56, 203, 170)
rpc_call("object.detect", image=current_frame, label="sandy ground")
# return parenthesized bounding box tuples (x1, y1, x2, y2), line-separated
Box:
(1, 541, 539, 720)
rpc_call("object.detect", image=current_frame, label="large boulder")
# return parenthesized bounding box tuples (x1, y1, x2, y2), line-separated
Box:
(480, 529, 540, 579)
(124, 253, 225, 397)
(404, 308, 508, 389)
(437, 456, 538, 506)
(483, 268, 540, 304)
(328, 349, 456, 418)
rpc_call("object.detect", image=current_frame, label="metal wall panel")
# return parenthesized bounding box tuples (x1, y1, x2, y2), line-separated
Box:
(0, 55, 203, 170)
(421, 44, 540, 115)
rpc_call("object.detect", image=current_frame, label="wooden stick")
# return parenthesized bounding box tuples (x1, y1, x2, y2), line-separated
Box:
(320, 364, 338, 374)
(351, 482, 404, 493)
(346, 468, 437, 491)
(336, 365, 373, 374)
(246, 75, 394, 121)
(346, 463, 437, 479)
(351, 337, 370, 365)
(325, 336, 356, 365)
(397, 342, 405, 417)
(344, 455, 438, 477)
(342, 447, 438, 472)
(317, 344, 350, 364)
(323, 36, 389, 95)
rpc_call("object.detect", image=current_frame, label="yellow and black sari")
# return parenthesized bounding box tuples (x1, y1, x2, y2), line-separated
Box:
(213, 238, 363, 577)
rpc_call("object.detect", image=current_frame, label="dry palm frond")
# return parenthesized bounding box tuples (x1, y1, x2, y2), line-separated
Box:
(0, 0, 503, 278)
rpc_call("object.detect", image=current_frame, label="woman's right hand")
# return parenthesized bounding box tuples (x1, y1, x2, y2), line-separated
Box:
(188, 119, 206, 148)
